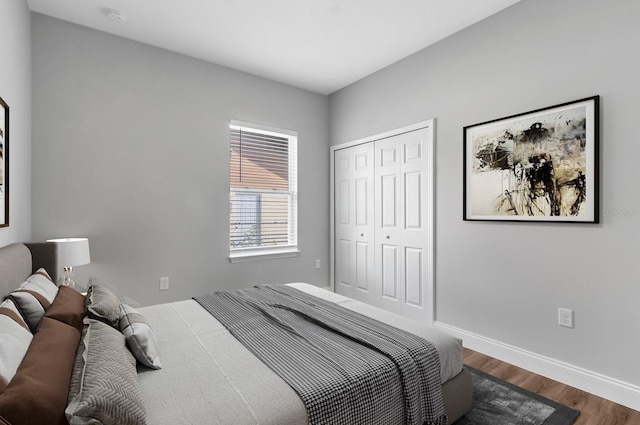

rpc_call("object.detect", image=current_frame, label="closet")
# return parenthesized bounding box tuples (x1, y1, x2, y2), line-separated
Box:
(331, 122, 434, 322)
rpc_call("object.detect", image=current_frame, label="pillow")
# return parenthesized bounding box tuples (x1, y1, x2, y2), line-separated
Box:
(66, 318, 147, 425)
(85, 283, 122, 327)
(4, 292, 48, 333)
(20, 268, 58, 303)
(0, 300, 33, 393)
(0, 299, 29, 332)
(0, 317, 80, 425)
(44, 286, 86, 332)
(5, 268, 59, 333)
(119, 304, 161, 370)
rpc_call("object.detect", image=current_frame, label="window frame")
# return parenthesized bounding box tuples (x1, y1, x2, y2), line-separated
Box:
(228, 120, 299, 262)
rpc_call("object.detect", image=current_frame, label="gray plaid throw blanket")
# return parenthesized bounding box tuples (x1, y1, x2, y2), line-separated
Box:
(194, 284, 447, 425)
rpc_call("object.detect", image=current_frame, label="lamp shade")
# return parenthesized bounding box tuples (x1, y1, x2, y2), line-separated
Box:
(47, 238, 91, 267)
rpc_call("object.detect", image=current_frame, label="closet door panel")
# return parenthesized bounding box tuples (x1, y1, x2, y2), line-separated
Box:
(334, 148, 355, 297)
(397, 128, 431, 320)
(374, 127, 432, 320)
(355, 178, 369, 225)
(334, 143, 374, 304)
(375, 138, 404, 314)
(337, 180, 351, 225)
(355, 241, 370, 291)
(381, 244, 398, 299)
(336, 239, 352, 288)
(402, 168, 424, 309)
(381, 175, 398, 228)
(404, 171, 422, 230)
(404, 247, 423, 307)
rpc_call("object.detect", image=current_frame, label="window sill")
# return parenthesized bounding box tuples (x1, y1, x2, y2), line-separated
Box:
(229, 247, 300, 263)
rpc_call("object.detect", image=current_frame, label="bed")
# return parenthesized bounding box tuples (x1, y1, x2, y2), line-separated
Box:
(0, 242, 472, 425)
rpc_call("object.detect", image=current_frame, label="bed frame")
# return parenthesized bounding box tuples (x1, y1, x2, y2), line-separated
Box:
(0, 242, 58, 297)
(0, 241, 473, 423)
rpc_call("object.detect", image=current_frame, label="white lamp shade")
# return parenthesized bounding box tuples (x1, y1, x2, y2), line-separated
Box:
(47, 238, 91, 267)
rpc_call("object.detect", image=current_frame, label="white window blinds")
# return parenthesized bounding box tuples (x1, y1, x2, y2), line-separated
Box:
(229, 122, 297, 257)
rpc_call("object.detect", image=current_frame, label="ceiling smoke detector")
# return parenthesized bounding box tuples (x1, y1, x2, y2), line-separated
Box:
(107, 10, 126, 23)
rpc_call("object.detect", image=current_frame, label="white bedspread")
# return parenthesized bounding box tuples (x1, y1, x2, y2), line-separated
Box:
(137, 283, 463, 425)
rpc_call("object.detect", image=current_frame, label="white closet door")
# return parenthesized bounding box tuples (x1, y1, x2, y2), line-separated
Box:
(374, 137, 403, 313)
(334, 143, 375, 304)
(374, 128, 432, 321)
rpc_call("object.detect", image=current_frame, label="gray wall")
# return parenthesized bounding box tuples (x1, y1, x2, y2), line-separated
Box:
(330, 0, 640, 387)
(31, 14, 330, 306)
(0, 0, 32, 246)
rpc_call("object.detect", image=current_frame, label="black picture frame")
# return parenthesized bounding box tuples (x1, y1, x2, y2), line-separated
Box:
(0, 96, 8, 228)
(463, 96, 599, 223)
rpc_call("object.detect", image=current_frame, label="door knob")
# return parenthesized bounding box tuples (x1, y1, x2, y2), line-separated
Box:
(361, 233, 364, 237)
(385, 235, 390, 239)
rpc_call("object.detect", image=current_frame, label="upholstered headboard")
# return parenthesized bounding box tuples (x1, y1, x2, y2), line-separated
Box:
(0, 242, 58, 297)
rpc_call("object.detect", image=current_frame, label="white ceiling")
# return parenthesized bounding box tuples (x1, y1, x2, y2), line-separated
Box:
(26, 0, 521, 95)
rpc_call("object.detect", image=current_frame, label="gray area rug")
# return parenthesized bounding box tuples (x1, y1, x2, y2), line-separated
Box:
(453, 367, 579, 425)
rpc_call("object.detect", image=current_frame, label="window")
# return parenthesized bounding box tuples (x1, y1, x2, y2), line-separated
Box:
(229, 121, 298, 261)
(232, 193, 261, 248)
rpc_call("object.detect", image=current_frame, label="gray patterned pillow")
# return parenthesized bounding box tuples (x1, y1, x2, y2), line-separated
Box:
(66, 318, 147, 425)
(6, 268, 58, 332)
(85, 283, 121, 327)
(119, 304, 161, 370)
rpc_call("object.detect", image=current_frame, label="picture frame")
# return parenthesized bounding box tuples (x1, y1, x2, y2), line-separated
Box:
(463, 95, 599, 223)
(0, 96, 7, 228)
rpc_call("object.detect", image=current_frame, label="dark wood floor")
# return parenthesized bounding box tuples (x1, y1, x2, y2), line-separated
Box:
(463, 348, 640, 425)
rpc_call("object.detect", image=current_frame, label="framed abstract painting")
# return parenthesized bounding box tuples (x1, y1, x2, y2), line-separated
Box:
(463, 96, 599, 223)
(0, 96, 7, 228)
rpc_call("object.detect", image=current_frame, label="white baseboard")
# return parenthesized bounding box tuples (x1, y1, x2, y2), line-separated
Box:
(434, 321, 640, 412)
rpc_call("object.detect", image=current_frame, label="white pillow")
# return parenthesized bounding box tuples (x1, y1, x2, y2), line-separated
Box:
(119, 304, 161, 370)
(19, 268, 58, 303)
(0, 299, 34, 390)
(7, 268, 59, 332)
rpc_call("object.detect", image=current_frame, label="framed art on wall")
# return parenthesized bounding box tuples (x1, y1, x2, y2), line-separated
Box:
(0, 96, 7, 227)
(463, 96, 599, 223)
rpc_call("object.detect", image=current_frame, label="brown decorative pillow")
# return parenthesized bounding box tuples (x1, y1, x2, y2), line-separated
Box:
(44, 286, 86, 332)
(0, 317, 80, 425)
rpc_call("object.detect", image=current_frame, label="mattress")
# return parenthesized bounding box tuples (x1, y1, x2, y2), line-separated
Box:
(137, 283, 464, 425)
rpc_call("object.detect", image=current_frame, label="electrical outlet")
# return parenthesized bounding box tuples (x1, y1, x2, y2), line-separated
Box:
(315, 259, 321, 269)
(558, 308, 573, 328)
(160, 277, 169, 291)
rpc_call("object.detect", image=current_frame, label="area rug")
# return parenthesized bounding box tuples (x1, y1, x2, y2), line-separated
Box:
(453, 366, 580, 425)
